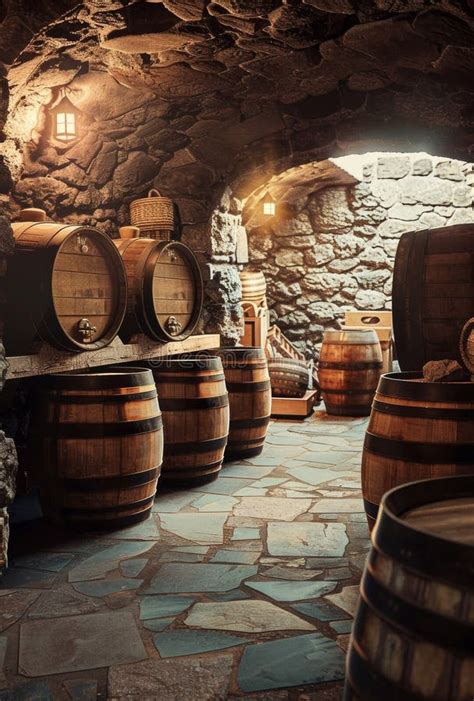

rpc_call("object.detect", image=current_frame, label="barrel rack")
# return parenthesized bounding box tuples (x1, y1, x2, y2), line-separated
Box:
(5, 333, 220, 380)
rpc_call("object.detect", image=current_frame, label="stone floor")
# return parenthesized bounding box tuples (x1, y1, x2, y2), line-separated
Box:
(1, 410, 370, 701)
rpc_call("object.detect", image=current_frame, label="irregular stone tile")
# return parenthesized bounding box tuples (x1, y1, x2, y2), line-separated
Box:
(0, 567, 56, 589)
(62, 678, 98, 701)
(191, 478, 253, 496)
(153, 492, 197, 513)
(244, 456, 283, 467)
(233, 487, 268, 497)
(310, 498, 364, 513)
(237, 633, 345, 692)
(159, 513, 227, 544)
(278, 481, 317, 492)
(12, 552, 75, 573)
(0, 680, 53, 700)
(153, 630, 248, 658)
(337, 634, 351, 653)
(299, 451, 353, 465)
(290, 601, 351, 622)
(254, 477, 291, 488)
(119, 558, 148, 577)
(140, 595, 195, 620)
(263, 565, 321, 581)
(325, 585, 360, 616)
(0, 590, 39, 631)
(349, 554, 368, 572)
(211, 550, 259, 565)
(318, 489, 360, 498)
(330, 620, 353, 634)
(327, 567, 353, 581)
(273, 489, 319, 499)
(146, 564, 257, 594)
(266, 434, 308, 446)
(306, 557, 349, 569)
(231, 527, 260, 541)
(159, 552, 204, 563)
(174, 546, 209, 554)
(234, 498, 311, 521)
(208, 589, 250, 602)
(108, 653, 233, 700)
(222, 465, 275, 478)
(19, 611, 147, 676)
(68, 542, 154, 583)
(245, 579, 337, 602)
(327, 477, 361, 489)
(185, 600, 313, 632)
(287, 467, 341, 486)
(191, 494, 238, 512)
(109, 517, 160, 540)
(28, 588, 101, 619)
(267, 522, 348, 557)
(73, 578, 142, 597)
(143, 617, 174, 632)
(260, 557, 306, 567)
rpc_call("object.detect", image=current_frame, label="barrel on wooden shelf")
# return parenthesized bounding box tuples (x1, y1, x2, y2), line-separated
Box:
(5, 209, 127, 354)
(29, 367, 163, 530)
(362, 371, 474, 530)
(215, 347, 271, 460)
(393, 223, 474, 370)
(318, 329, 383, 416)
(239, 270, 267, 307)
(344, 475, 474, 701)
(148, 356, 229, 484)
(268, 358, 309, 398)
(114, 238, 203, 342)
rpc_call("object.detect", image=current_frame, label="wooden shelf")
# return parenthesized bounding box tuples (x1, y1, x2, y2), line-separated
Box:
(6, 334, 220, 380)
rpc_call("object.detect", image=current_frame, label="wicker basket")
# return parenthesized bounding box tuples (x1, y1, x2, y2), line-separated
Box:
(138, 229, 172, 242)
(130, 189, 174, 232)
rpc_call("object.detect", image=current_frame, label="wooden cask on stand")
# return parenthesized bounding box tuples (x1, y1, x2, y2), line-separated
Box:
(362, 371, 474, 530)
(30, 367, 163, 530)
(393, 223, 474, 370)
(149, 357, 229, 485)
(215, 347, 271, 460)
(239, 271, 267, 307)
(318, 329, 383, 416)
(114, 238, 203, 342)
(6, 210, 127, 353)
(345, 475, 474, 701)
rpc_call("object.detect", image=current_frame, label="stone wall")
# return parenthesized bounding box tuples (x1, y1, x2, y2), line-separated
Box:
(248, 153, 474, 360)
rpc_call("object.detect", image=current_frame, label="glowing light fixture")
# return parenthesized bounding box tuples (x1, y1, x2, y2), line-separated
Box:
(51, 94, 80, 142)
(262, 191, 276, 216)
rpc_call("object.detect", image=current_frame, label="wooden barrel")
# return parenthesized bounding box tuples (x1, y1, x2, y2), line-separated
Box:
(240, 270, 267, 307)
(215, 347, 271, 460)
(6, 213, 127, 353)
(344, 475, 474, 701)
(268, 358, 309, 398)
(30, 367, 163, 530)
(362, 371, 474, 530)
(114, 238, 203, 342)
(149, 356, 229, 484)
(318, 329, 383, 416)
(393, 223, 474, 370)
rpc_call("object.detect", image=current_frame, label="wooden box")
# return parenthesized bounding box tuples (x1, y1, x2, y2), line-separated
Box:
(240, 303, 269, 348)
(271, 389, 319, 419)
(343, 310, 393, 373)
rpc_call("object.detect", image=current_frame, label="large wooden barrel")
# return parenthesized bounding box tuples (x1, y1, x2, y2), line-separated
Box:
(268, 358, 309, 398)
(30, 367, 163, 530)
(6, 211, 127, 353)
(114, 238, 203, 342)
(344, 475, 474, 701)
(362, 371, 474, 530)
(149, 357, 229, 484)
(318, 329, 383, 416)
(240, 270, 267, 307)
(393, 223, 474, 370)
(215, 347, 271, 460)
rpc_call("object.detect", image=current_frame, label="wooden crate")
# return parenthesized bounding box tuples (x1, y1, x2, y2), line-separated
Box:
(240, 303, 269, 348)
(266, 325, 305, 361)
(343, 311, 393, 373)
(271, 389, 319, 419)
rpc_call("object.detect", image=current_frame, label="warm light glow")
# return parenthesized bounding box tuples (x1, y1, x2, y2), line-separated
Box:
(263, 201, 276, 216)
(55, 111, 76, 141)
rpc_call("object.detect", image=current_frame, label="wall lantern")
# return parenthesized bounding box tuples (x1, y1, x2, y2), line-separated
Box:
(50, 93, 81, 142)
(262, 191, 276, 216)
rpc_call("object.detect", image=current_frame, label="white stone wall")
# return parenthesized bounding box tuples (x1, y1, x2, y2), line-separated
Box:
(248, 153, 474, 360)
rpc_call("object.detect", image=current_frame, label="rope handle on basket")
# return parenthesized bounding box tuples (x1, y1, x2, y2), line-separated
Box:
(148, 188, 163, 198)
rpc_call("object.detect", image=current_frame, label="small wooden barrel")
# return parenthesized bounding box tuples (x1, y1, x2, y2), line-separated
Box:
(114, 238, 203, 342)
(240, 270, 267, 307)
(318, 329, 383, 416)
(362, 371, 474, 530)
(393, 223, 474, 370)
(268, 358, 309, 398)
(149, 356, 229, 484)
(6, 212, 127, 354)
(344, 475, 474, 701)
(30, 367, 163, 530)
(215, 347, 271, 460)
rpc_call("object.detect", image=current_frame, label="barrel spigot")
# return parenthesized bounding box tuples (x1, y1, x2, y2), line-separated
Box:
(77, 318, 97, 343)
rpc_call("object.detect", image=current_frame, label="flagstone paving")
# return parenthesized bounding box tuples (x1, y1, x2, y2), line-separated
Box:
(2, 410, 371, 699)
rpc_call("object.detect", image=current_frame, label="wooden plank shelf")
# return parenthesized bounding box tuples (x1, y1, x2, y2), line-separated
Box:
(6, 334, 220, 380)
